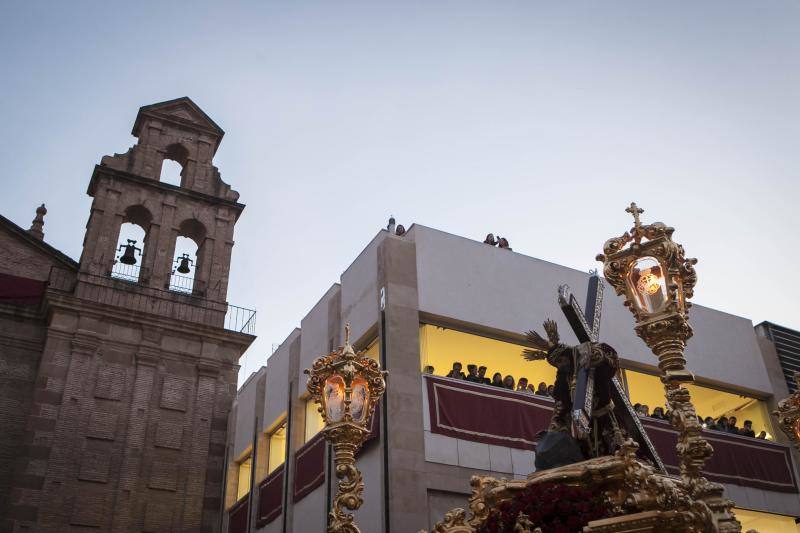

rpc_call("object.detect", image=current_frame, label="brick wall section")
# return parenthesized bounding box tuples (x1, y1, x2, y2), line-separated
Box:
(0, 303, 46, 526)
(0, 226, 63, 281)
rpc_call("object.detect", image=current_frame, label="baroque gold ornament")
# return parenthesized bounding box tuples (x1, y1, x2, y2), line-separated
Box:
(304, 324, 386, 533)
(774, 372, 800, 452)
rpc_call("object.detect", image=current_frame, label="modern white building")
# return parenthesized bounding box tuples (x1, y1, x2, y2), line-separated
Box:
(224, 224, 800, 533)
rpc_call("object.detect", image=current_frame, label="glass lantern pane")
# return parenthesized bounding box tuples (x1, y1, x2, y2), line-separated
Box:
(628, 257, 668, 313)
(324, 376, 346, 423)
(351, 377, 370, 423)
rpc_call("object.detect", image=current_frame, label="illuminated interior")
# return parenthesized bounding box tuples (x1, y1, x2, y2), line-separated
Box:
(624, 370, 775, 438)
(236, 456, 252, 500)
(734, 508, 799, 532)
(363, 338, 379, 360)
(305, 399, 325, 442)
(267, 422, 287, 473)
(419, 324, 556, 389)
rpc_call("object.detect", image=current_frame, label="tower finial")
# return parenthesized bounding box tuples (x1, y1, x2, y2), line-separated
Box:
(28, 203, 47, 240)
(344, 323, 351, 346)
(625, 202, 644, 232)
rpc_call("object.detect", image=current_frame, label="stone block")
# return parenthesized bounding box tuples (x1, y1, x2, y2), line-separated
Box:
(94, 364, 125, 400)
(160, 376, 190, 411)
(78, 451, 110, 483)
(510, 448, 535, 476)
(424, 431, 459, 466)
(488, 444, 513, 474)
(143, 499, 174, 532)
(456, 439, 490, 471)
(148, 460, 178, 491)
(154, 419, 184, 450)
(86, 411, 118, 440)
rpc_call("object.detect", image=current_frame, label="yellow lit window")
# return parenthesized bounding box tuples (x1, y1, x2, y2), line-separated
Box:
(623, 369, 775, 437)
(305, 399, 325, 442)
(267, 423, 287, 473)
(419, 324, 556, 390)
(735, 508, 798, 532)
(236, 456, 252, 500)
(363, 338, 379, 361)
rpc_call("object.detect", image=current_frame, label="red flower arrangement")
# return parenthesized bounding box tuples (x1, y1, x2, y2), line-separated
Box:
(476, 482, 612, 533)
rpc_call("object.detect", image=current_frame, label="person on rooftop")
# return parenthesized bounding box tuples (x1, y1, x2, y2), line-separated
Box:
(535, 382, 548, 396)
(756, 431, 767, 440)
(503, 375, 515, 390)
(703, 416, 716, 430)
(491, 372, 504, 387)
(516, 377, 529, 392)
(546, 384, 554, 397)
(423, 365, 434, 375)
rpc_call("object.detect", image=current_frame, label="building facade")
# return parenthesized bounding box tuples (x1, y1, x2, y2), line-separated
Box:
(227, 224, 800, 533)
(0, 98, 255, 533)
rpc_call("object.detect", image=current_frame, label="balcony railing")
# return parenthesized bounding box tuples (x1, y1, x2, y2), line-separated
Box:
(46, 266, 256, 336)
(168, 272, 195, 294)
(110, 262, 141, 282)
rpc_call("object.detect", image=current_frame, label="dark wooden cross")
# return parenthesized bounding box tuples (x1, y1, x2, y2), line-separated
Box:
(558, 272, 666, 472)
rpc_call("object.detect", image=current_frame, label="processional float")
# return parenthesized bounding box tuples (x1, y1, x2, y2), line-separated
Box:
(425, 204, 743, 533)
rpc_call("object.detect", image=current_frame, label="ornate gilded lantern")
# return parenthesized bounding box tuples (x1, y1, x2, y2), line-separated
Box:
(596, 203, 716, 487)
(774, 373, 800, 452)
(596, 202, 697, 383)
(304, 325, 386, 533)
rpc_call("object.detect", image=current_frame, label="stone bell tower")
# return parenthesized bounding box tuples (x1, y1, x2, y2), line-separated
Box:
(5, 98, 255, 533)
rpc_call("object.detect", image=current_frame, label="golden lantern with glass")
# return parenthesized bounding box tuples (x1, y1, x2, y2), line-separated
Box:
(596, 203, 698, 384)
(304, 325, 386, 533)
(596, 203, 718, 487)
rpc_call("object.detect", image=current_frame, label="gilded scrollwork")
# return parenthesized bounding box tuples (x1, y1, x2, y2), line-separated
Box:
(774, 372, 800, 452)
(304, 325, 387, 533)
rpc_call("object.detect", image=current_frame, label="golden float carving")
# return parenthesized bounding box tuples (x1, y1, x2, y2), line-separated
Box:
(774, 372, 800, 452)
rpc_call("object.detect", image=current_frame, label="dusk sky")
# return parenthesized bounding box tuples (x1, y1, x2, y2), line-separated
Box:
(2, 2, 798, 385)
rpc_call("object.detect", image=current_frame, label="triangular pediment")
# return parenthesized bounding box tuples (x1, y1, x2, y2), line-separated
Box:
(132, 97, 225, 139)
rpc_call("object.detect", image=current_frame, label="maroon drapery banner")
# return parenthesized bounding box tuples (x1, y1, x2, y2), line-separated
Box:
(293, 433, 326, 502)
(642, 418, 798, 493)
(256, 465, 284, 527)
(427, 376, 552, 450)
(0, 272, 45, 305)
(425, 375, 798, 493)
(228, 496, 249, 533)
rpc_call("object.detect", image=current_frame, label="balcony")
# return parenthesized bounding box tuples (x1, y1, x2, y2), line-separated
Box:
(48, 266, 256, 335)
(422, 374, 798, 494)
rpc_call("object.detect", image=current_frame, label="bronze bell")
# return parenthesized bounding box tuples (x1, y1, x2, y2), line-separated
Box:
(175, 253, 193, 274)
(118, 240, 141, 265)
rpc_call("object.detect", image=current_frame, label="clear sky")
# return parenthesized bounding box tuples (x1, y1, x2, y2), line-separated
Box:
(2, 2, 798, 385)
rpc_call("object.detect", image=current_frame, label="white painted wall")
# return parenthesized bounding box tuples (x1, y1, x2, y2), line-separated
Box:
(233, 367, 264, 459)
(292, 483, 327, 532)
(340, 230, 385, 342)
(263, 329, 298, 431)
(298, 284, 340, 391)
(412, 225, 773, 394)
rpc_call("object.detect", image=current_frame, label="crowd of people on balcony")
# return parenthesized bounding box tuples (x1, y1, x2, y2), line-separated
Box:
(633, 403, 769, 440)
(428, 362, 771, 441)
(425, 362, 556, 397)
